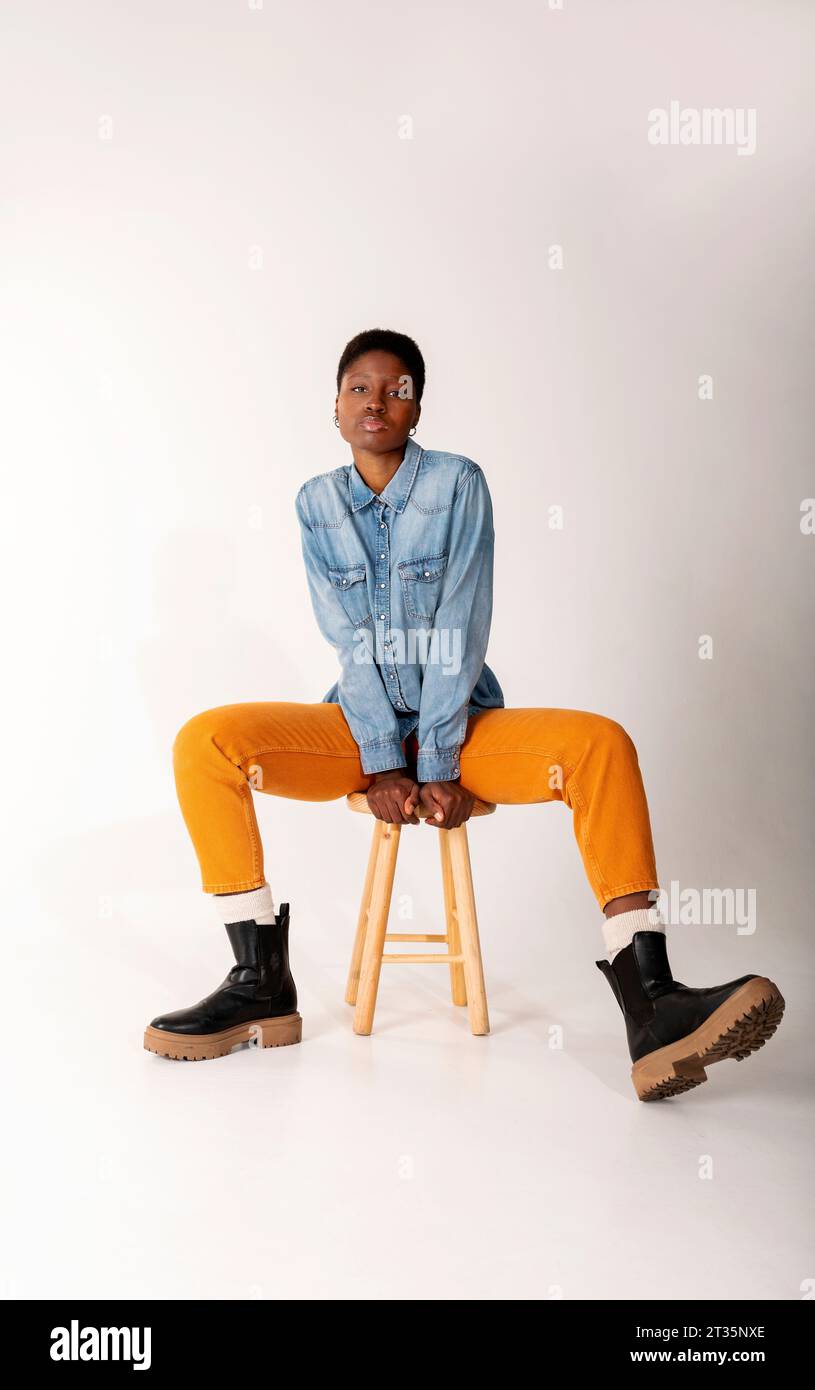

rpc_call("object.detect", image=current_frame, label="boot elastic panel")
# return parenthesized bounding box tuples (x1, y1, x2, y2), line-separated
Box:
(225, 919, 265, 969)
(595, 956, 624, 1011)
(595, 931, 676, 1026)
(225, 903, 290, 964)
(595, 930, 673, 991)
(629, 929, 677, 997)
(225, 911, 288, 984)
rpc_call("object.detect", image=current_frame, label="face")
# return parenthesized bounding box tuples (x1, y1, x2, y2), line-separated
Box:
(335, 349, 421, 451)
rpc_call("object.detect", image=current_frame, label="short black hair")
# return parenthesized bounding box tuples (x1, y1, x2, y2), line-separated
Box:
(336, 328, 425, 406)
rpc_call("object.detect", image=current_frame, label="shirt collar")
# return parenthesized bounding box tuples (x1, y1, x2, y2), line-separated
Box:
(348, 436, 423, 514)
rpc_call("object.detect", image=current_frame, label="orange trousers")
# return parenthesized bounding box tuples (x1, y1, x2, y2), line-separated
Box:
(172, 703, 659, 912)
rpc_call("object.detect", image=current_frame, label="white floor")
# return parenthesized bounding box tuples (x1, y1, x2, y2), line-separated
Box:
(4, 871, 810, 1301)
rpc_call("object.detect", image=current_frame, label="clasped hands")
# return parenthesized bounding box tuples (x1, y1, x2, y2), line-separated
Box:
(365, 768, 475, 829)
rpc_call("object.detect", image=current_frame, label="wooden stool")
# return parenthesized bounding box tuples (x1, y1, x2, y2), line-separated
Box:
(344, 792, 496, 1036)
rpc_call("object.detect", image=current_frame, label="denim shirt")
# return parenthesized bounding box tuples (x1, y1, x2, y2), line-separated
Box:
(295, 436, 505, 782)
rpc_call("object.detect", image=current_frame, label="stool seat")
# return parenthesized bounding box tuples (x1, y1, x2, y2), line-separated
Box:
(344, 791, 496, 1036)
(345, 791, 496, 819)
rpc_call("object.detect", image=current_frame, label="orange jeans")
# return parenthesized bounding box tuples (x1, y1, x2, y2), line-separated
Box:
(172, 703, 659, 912)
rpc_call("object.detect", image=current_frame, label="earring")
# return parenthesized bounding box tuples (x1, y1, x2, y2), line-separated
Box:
(409, 426, 417, 435)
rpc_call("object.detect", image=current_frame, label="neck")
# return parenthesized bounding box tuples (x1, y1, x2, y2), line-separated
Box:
(351, 441, 407, 495)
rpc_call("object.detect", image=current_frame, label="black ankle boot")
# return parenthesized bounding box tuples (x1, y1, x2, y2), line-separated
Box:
(144, 902, 302, 1061)
(596, 931, 784, 1101)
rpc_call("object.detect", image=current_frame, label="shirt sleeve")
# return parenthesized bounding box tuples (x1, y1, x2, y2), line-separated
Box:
(295, 486, 407, 775)
(415, 464, 495, 784)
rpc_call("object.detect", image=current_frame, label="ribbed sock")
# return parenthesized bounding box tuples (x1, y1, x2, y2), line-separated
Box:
(214, 882, 276, 926)
(602, 906, 665, 963)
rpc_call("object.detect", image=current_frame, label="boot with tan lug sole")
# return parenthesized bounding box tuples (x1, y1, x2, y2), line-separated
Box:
(596, 931, 785, 1102)
(144, 902, 302, 1061)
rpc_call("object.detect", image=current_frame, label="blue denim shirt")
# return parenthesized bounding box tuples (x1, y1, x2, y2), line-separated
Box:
(295, 436, 504, 782)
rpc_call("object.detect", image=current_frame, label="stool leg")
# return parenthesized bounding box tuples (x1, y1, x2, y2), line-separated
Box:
(447, 825, 490, 1035)
(353, 820, 401, 1035)
(439, 831, 467, 1006)
(345, 819, 385, 1006)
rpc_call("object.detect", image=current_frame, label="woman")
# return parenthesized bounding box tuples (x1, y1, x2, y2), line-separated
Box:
(144, 328, 784, 1100)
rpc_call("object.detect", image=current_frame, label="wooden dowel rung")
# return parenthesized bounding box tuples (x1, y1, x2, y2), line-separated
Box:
(381, 953, 464, 964)
(384, 933, 447, 943)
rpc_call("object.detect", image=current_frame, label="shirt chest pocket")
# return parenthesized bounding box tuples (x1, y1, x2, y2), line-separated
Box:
(398, 551, 448, 622)
(327, 562, 373, 627)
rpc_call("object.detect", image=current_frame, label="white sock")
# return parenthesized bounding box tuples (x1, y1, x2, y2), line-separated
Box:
(214, 881, 276, 926)
(602, 906, 665, 963)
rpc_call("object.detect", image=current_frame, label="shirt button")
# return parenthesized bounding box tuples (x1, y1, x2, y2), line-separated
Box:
(380, 552, 385, 558)
(424, 571, 430, 577)
(389, 673, 395, 679)
(380, 523, 385, 529)
(380, 582, 385, 588)
(380, 613, 386, 619)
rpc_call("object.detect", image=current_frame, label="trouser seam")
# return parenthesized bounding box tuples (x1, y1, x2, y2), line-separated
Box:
(459, 749, 577, 768)
(204, 878, 266, 894)
(210, 731, 263, 884)
(563, 773, 611, 906)
(238, 746, 361, 762)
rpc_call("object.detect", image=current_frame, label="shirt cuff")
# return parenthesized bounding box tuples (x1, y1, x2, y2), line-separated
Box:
(416, 747, 461, 783)
(359, 738, 408, 776)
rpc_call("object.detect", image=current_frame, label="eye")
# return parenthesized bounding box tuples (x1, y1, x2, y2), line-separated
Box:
(351, 384, 367, 393)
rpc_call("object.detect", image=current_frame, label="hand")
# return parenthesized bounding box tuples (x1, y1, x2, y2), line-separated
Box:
(365, 769, 421, 825)
(418, 779, 475, 830)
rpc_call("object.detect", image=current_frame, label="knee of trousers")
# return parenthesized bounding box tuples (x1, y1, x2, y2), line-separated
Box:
(172, 707, 233, 781)
(586, 714, 639, 764)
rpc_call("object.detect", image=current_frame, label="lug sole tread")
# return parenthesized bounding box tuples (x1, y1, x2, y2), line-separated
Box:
(632, 980, 784, 1102)
(143, 1013, 302, 1062)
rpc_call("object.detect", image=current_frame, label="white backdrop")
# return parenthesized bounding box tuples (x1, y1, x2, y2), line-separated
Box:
(1, 0, 812, 1300)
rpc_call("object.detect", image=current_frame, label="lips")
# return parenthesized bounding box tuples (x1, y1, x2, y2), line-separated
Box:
(360, 418, 388, 431)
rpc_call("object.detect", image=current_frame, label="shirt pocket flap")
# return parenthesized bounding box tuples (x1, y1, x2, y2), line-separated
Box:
(328, 563, 366, 589)
(397, 553, 448, 583)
